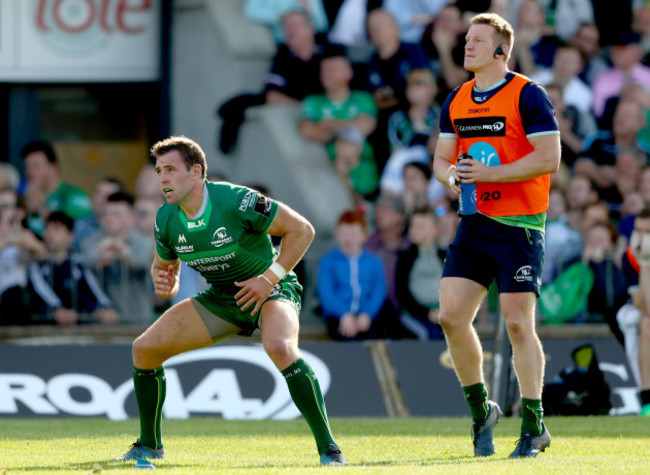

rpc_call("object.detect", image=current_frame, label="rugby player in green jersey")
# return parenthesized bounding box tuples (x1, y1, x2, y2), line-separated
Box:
(117, 136, 344, 466)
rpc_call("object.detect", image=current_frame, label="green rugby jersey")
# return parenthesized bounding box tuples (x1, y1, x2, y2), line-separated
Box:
(154, 182, 279, 295)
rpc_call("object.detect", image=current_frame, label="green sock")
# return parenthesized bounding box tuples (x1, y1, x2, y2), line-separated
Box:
(133, 366, 166, 449)
(521, 398, 544, 435)
(282, 358, 336, 454)
(463, 382, 489, 421)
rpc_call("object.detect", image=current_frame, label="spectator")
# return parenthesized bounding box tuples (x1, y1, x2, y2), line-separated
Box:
(572, 22, 609, 86)
(421, 3, 470, 93)
(544, 83, 597, 169)
(531, 43, 593, 116)
(618, 207, 650, 415)
(580, 200, 612, 233)
(300, 54, 379, 203)
(265, 10, 344, 105)
(0, 187, 44, 325)
(365, 192, 411, 337)
(581, 222, 628, 324)
(511, 0, 561, 77)
(618, 190, 646, 243)
(401, 161, 436, 220)
(73, 177, 125, 251)
(366, 8, 431, 109)
(381, 68, 441, 201)
(395, 207, 444, 340)
(544, 188, 582, 283)
(28, 211, 118, 325)
(316, 210, 386, 340)
(384, 0, 447, 44)
(20, 140, 93, 237)
(565, 173, 599, 230)
(575, 100, 650, 206)
(79, 191, 154, 324)
(217, 10, 344, 154)
(591, 31, 650, 121)
(133, 195, 163, 237)
(243, 0, 329, 44)
(366, 8, 432, 171)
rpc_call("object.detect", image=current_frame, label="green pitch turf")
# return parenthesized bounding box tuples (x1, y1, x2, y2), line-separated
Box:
(0, 416, 648, 474)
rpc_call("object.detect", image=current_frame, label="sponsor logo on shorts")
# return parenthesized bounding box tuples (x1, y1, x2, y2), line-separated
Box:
(211, 227, 234, 248)
(514, 265, 533, 282)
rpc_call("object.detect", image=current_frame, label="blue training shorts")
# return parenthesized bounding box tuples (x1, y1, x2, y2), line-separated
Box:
(442, 213, 544, 296)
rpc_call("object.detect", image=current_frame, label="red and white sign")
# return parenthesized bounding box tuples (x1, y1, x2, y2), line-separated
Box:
(0, 0, 160, 81)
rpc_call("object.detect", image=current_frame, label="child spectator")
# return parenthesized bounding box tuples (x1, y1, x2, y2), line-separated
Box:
(316, 210, 386, 340)
(79, 191, 154, 324)
(396, 207, 444, 340)
(28, 211, 118, 325)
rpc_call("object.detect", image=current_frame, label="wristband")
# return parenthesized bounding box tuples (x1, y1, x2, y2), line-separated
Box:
(260, 274, 275, 286)
(269, 261, 287, 280)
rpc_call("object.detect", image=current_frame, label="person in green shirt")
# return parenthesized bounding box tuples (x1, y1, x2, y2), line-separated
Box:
(116, 136, 344, 466)
(20, 140, 92, 236)
(300, 54, 378, 204)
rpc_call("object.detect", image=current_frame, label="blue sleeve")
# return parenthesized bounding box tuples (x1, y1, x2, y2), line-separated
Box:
(316, 253, 349, 318)
(519, 82, 559, 136)
(359, 254, 387, 319)
(406, 43, 432, 69)
(439, 87, 460, 135)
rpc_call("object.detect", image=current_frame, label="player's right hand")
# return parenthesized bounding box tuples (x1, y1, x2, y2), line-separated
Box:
(154, 264, 176, 298)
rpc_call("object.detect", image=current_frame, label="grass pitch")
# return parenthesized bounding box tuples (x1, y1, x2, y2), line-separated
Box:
(0, 416, 648, 474)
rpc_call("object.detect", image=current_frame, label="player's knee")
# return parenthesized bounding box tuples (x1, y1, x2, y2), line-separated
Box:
(505, 319, 528, 344)
(438, 309, 460, 334)
(264, 337, 296, 364)
(132, 335, 163, 365)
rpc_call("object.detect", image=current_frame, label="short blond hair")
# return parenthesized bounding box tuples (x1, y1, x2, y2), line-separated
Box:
(471, 13, 514, 59)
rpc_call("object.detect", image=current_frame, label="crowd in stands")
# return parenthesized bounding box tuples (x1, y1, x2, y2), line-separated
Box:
(4, 1, 650, 353)
(230, 0, 650, 341)
(0, 141, 188, 326)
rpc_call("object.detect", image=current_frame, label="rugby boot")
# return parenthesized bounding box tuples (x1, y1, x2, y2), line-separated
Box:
(472, 400, 503, 456)
(320, 444, 346, 466)
(115, 440, 165, 461)
(509, 423, 551, 458)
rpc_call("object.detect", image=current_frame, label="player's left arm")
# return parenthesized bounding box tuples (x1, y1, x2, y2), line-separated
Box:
(235, 202, 315, 314)
(458, 81, 561, 184)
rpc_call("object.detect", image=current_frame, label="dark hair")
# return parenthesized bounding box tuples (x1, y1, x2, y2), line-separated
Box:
(20, 140, 57, 164)
(100, 177, 126, 190)
(46, 211, 74, 232)
(106, 191, 135, 207)
(151, 136, 208, 179)
(404, 161, 433, 180)
(637, 207, 650, 220)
